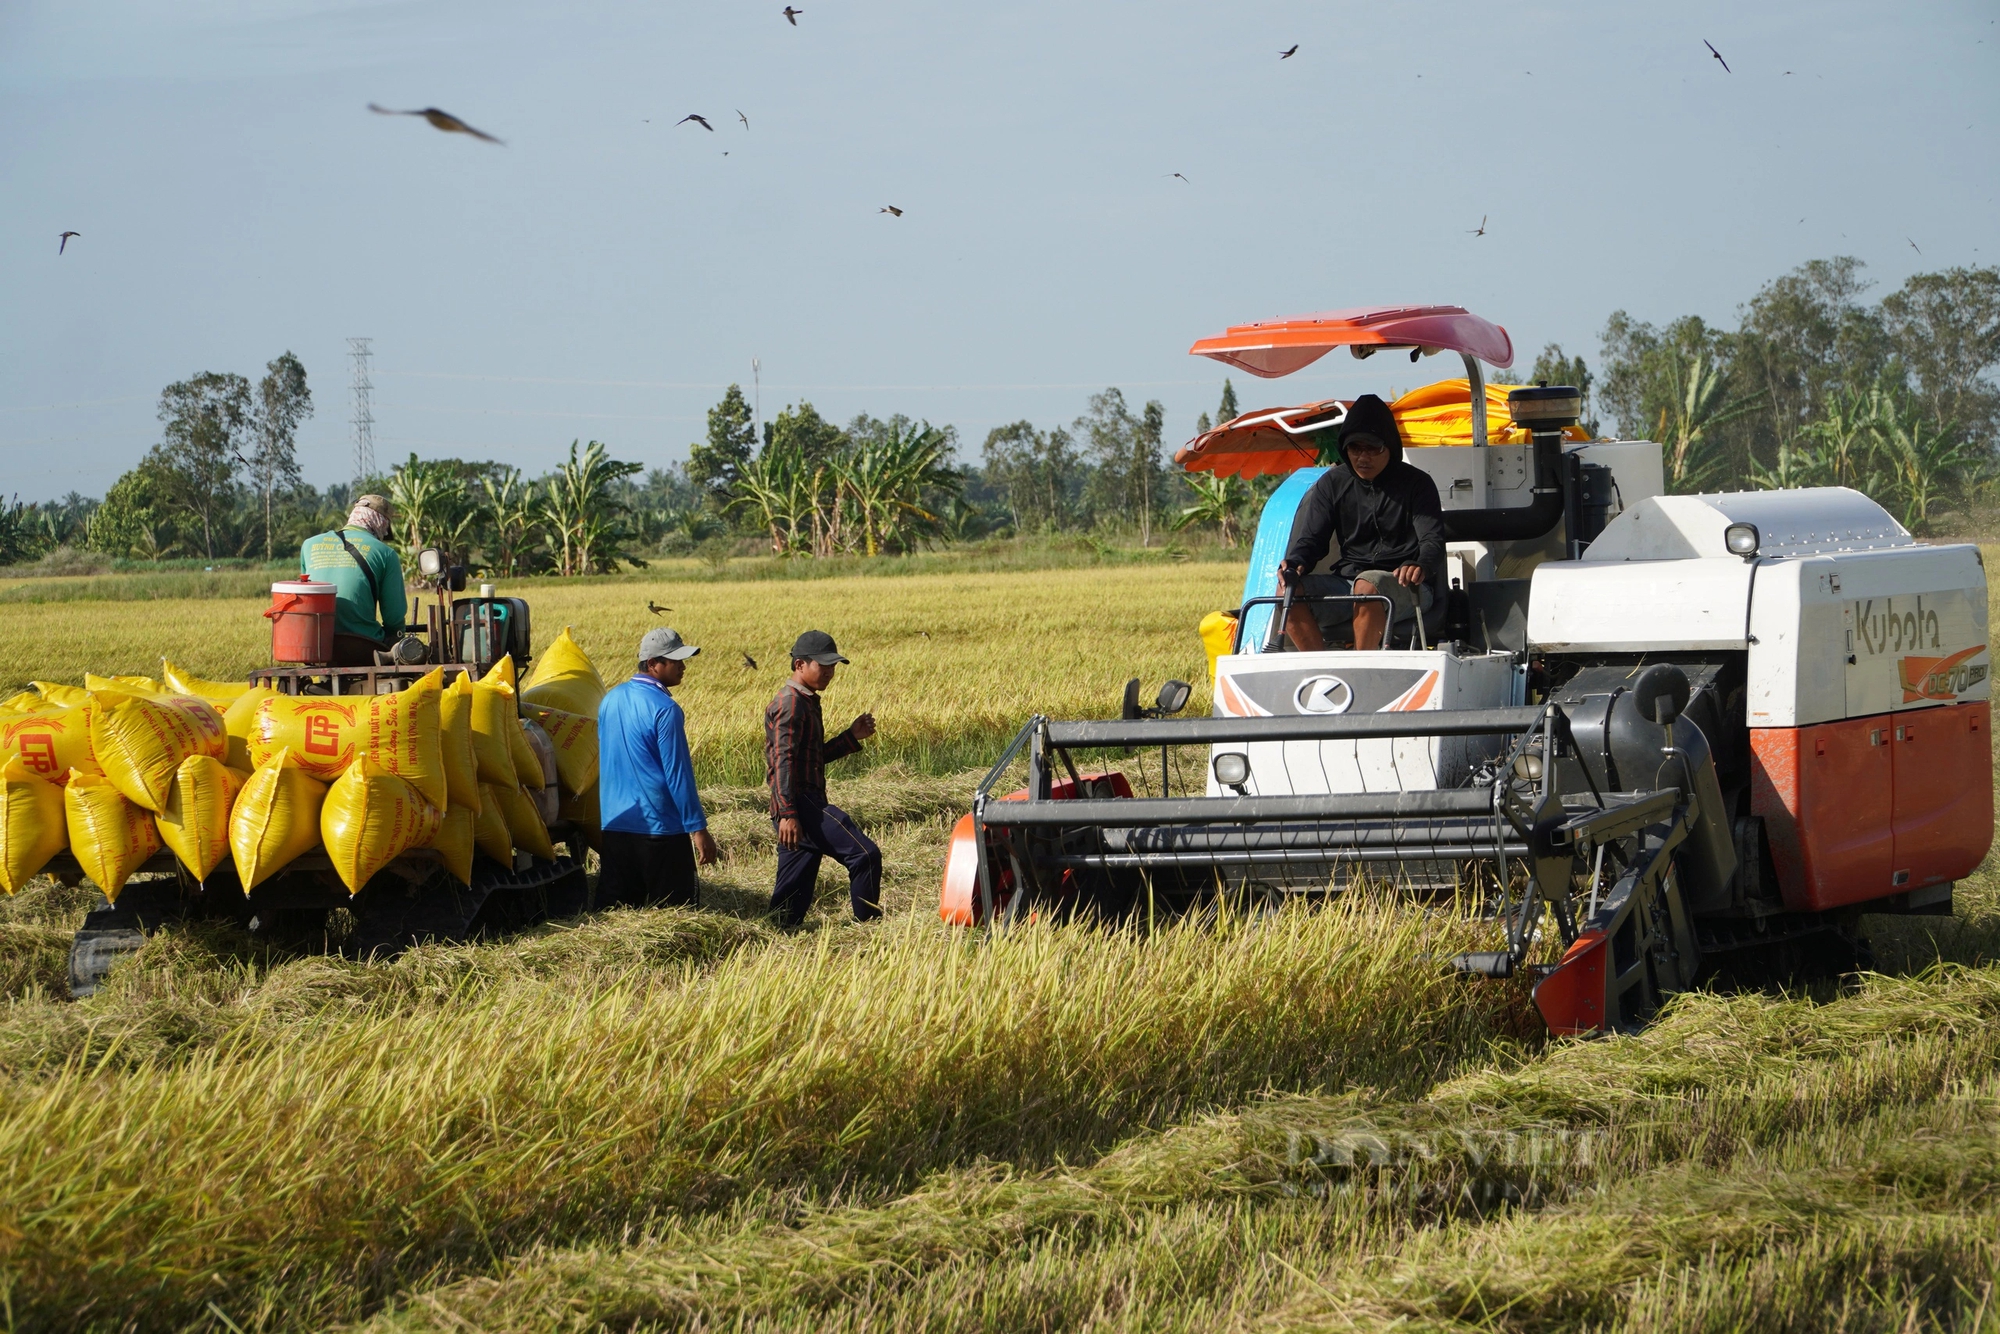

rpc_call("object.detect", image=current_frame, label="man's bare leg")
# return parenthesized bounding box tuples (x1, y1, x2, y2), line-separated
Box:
(1284, 601, 1326, 651)
(1352, 578, 1387, 650)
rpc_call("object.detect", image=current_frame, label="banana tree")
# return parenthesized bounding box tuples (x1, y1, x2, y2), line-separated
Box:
(1171, 473, 1248, 546)
(1872, 395, 1982, 532)
(1657, 351, 1762, 491)
(481, 469, 539, 575)
(539, 440, 643, 575)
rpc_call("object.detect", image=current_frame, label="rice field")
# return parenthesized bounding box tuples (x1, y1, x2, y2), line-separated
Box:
(0, 557, 1240, 783)
(0, 553, 1996, 1333)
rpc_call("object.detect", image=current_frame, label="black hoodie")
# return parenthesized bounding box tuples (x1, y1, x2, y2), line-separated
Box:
(1280, 394, 1445, 581)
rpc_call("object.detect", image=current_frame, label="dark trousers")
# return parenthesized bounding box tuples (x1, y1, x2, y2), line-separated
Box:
(771, 801, 882, 925)
(598, 830, 700, 910)
(332, 633, 387, 667)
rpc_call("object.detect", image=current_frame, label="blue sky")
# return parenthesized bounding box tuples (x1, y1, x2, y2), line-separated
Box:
(3, 0, 1995, 498)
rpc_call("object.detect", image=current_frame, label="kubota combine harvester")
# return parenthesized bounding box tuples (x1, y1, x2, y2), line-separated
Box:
(942, 304, 1992, 1033)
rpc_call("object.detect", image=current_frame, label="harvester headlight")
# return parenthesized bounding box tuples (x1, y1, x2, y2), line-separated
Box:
(417, 546, 445, 578)
(1213, 752, 1250, 788)
(1724, 522, 1761, 560)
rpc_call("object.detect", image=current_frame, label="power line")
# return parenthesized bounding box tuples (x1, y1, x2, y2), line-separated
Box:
(348, 337, 375, 485)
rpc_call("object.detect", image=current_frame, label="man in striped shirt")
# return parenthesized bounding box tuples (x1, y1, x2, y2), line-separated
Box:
(765, 630, 880, 925)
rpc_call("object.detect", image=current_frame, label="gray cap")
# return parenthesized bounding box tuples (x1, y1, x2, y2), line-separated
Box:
(639, 626, 700, 662)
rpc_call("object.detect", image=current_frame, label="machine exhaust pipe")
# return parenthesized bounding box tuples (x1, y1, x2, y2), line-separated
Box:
(1439, 386, 1580, 544)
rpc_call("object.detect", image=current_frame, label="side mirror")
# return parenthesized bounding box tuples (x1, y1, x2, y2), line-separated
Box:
(1631, 663, 1691, 728)
(446, 565, 469, 592)
(1155, 680, 1191, 716)
(1121, 678, 1143, 721)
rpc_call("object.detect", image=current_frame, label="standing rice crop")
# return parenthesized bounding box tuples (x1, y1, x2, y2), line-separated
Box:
(0, 897, 1530, 1329)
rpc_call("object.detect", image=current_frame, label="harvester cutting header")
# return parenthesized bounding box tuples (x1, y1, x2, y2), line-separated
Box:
(944, 304, 1992, 1034)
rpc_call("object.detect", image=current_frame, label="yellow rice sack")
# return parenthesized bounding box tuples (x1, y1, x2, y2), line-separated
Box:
(155, 754, 245, 884)
(556, 781, 601, 852)
(525, 704, 597, 796)
(160, 661, 251, 707)
(65, 769, 161, 902)
(1, 702, 100, 785)
(86, 673, 164, 695)
(31, 682, 92, 708)
(321, 754, 442, 895)
(247, 694, 359, 781)
(223, 686, 277, 771)
(0, 758, 68, 893)
(427, 805, 475, 885)
(230, 750, 328, 890)
(490, 780, 556, 860)
(91, 691, 229, 814)
(359, 668, 447, 811)
(510, 717, 545, 791)
(521, 627, 606, 717)
(1, 691, 42, 713)
(473, 784, 515, 864)
(437, 674, 483, 814)
(469, 660, 520, 788)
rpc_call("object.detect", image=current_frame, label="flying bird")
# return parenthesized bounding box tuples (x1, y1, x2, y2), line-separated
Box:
(783, 6, 801, 23)
(1169, 172, 1190, 183)
(1909, 237, 1922, 255)
(647, 600, 672, 616)
(1704, 40, 1730, 73)
(740, 651, 758, 670)
(880, 205, 903, 216)
(368, 103, 504, 144)
(1469, 215, 1487, 236)
(57, 231, 79, 254)
(1280, 44, 1299, 58)
(679, 114, 714, 131)
(737, 110, 750, 130)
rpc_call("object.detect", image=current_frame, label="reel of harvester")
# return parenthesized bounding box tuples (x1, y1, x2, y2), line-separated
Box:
(942, 664, 1716, 1034)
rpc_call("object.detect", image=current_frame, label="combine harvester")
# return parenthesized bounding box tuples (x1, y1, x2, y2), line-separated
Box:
(942, 305, 1992, 1032)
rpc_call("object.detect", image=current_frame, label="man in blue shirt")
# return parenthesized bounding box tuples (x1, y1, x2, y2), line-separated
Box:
(595, 626, 719, 909)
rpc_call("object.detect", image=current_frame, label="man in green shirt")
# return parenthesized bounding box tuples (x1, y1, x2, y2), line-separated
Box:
(300, 494, 409, 667)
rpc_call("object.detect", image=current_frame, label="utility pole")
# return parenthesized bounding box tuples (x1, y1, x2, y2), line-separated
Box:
(751, 357, 762, 448)
(347, 337, 375, 489)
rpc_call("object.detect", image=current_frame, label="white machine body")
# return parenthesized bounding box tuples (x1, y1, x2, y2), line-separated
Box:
(1527, 488, 1990, 727)
(1208, 647, 1523, 797)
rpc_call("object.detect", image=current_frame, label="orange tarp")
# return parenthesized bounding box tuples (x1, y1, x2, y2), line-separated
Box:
(1175, 380, 1589, 477)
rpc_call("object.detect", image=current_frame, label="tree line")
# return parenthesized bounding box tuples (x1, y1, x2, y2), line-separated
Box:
(4, 254, 1993, 569)
(1566, 258, 1999, 531)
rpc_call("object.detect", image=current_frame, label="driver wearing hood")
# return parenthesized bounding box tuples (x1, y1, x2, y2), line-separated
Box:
(1277, 393, 1445, 651)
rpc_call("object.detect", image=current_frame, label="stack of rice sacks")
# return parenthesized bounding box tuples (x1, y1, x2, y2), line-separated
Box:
(0, 650, 587, 901)
(519, 628, 605, 853)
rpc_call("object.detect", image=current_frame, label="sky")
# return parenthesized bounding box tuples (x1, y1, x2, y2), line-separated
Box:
(3, 0, 1996, 500)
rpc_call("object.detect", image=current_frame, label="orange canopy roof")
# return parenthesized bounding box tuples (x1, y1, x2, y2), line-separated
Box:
(1175, 379, 1587, 477)
(1187, 305, 1515, 379)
